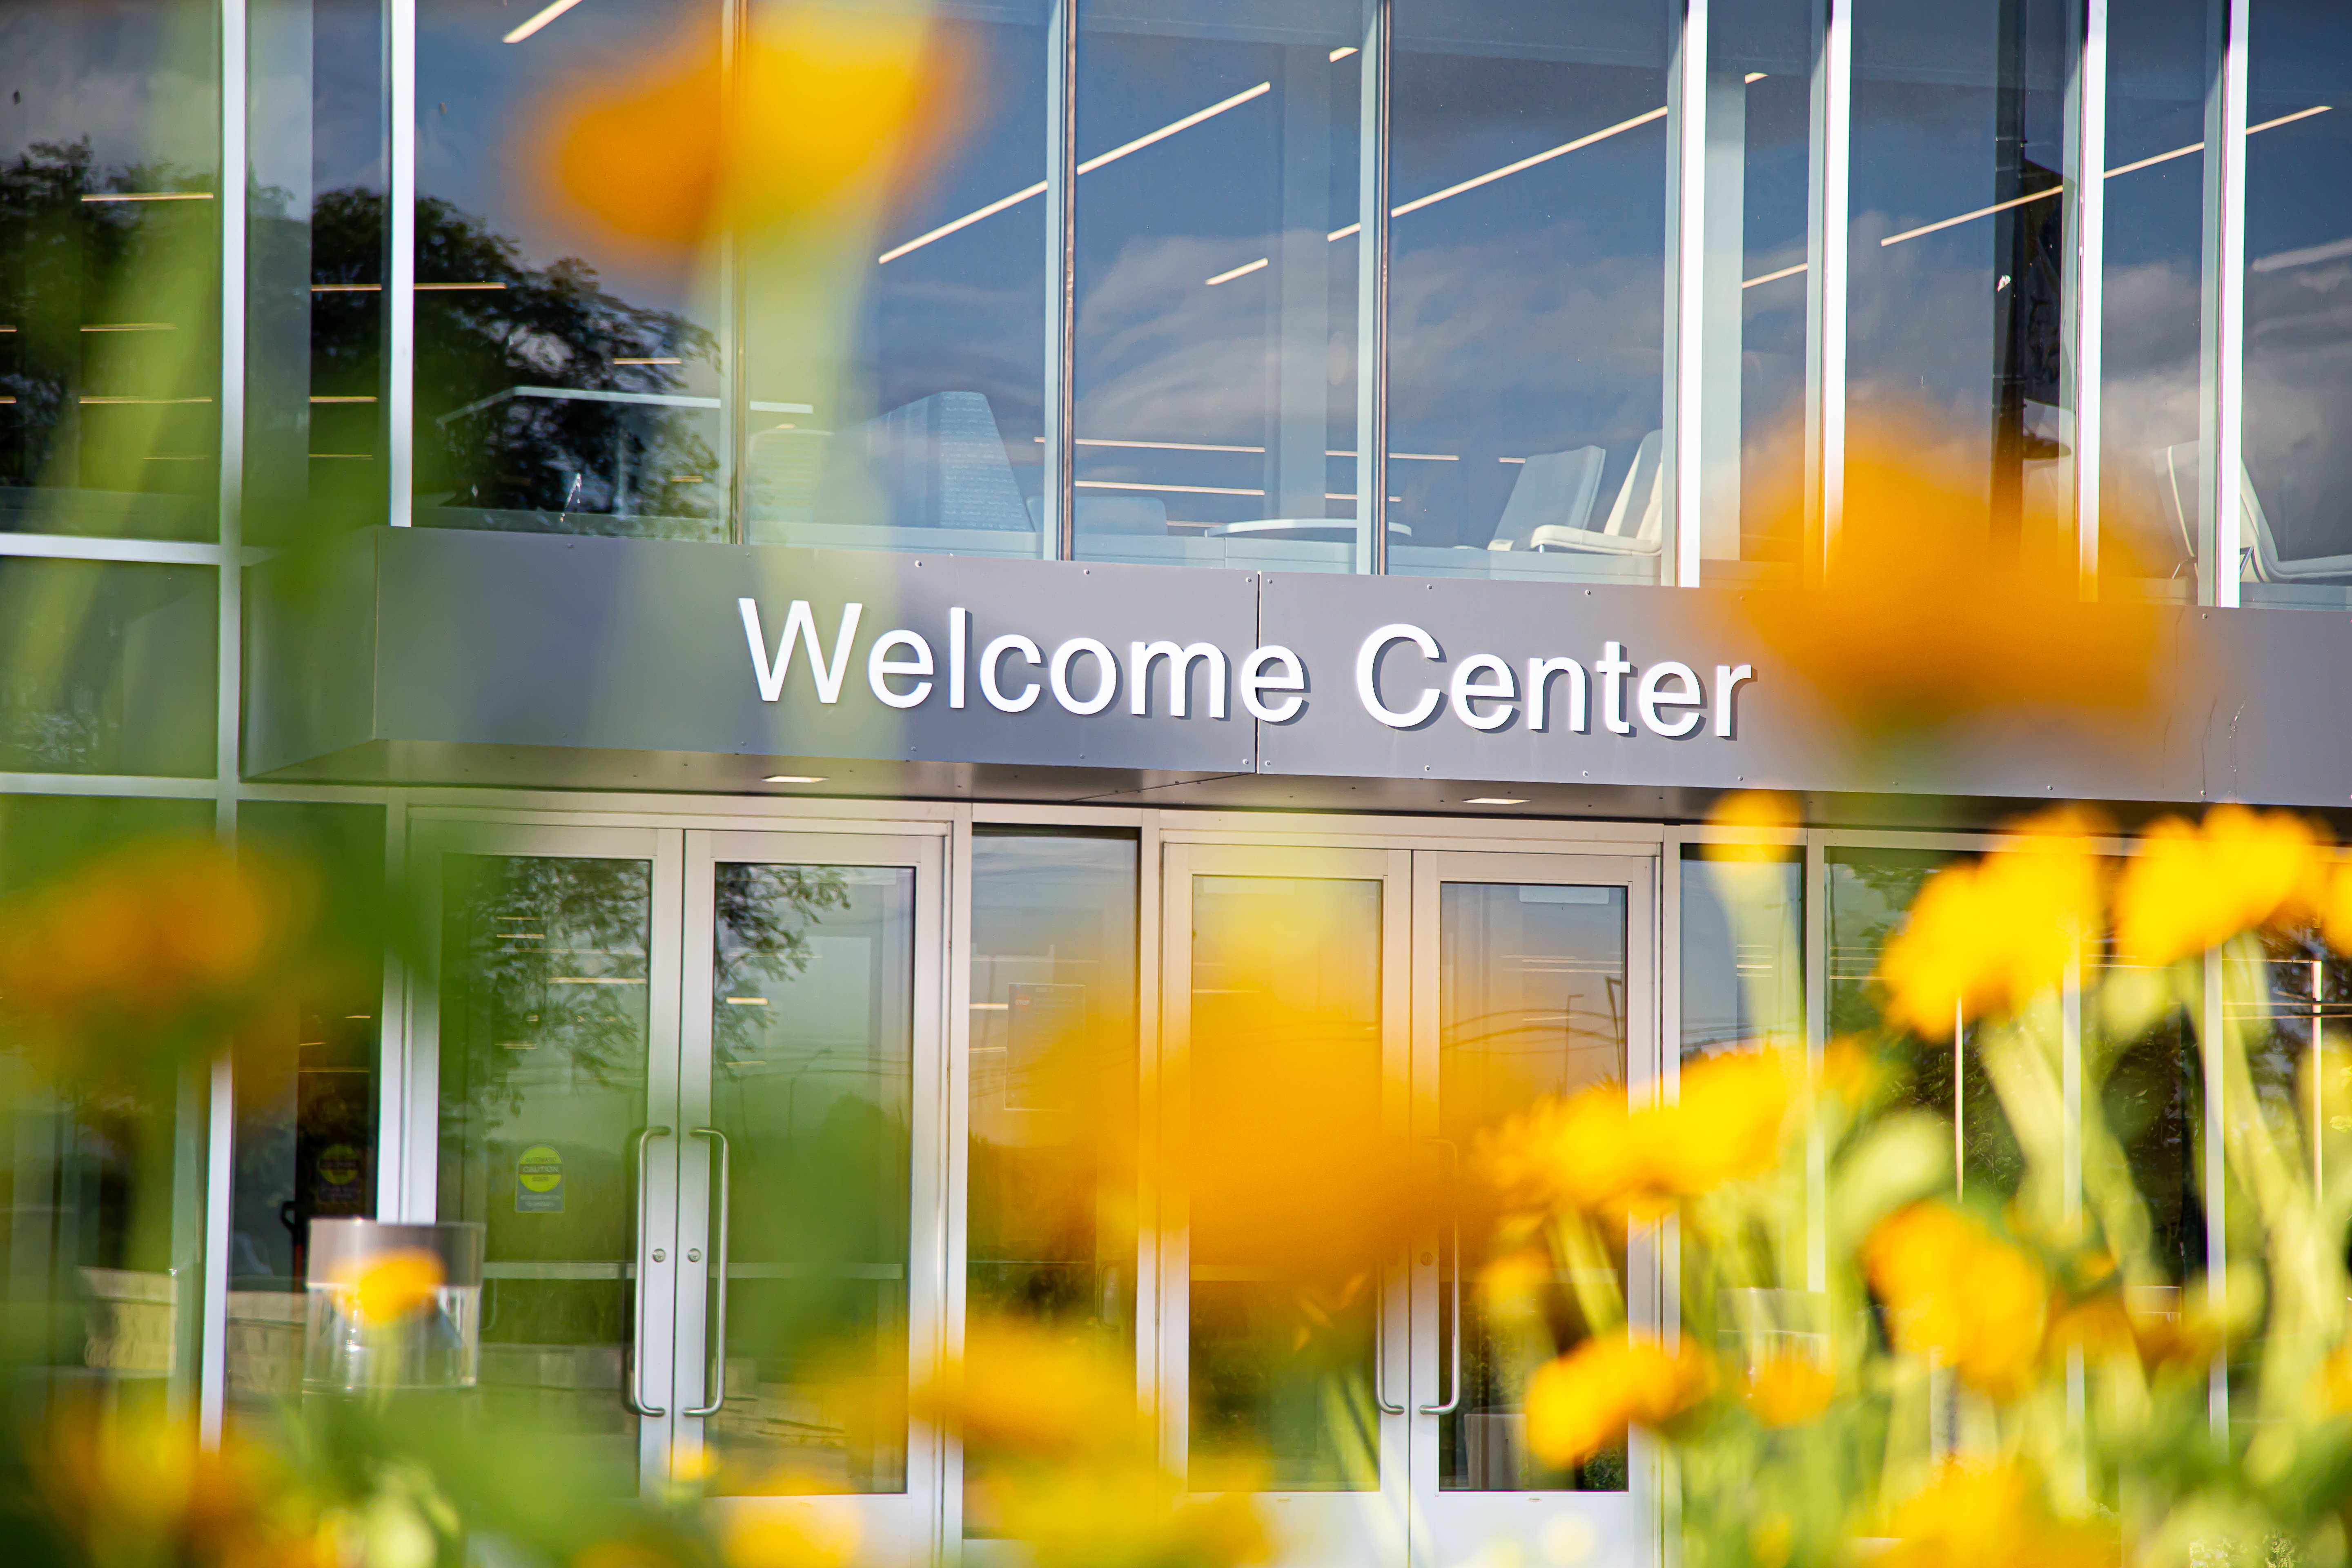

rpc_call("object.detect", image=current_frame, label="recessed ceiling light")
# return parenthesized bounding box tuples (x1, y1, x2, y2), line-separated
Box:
(763, 775, 826, 784)
(1465, 797, 1527, 805)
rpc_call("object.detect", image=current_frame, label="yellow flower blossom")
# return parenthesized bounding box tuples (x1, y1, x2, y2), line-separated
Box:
(912, 1317, 1147, 1459)
(1878, 810, 2103, 1038)
(1697, 791, 1800, 860)
(350, 1249, 446, 1324)
(2114, 805, 2327, 964)
(2320, 1344, 2352, 1414)
(1863, 1203, 2047, 1399)
(1525, 1334, 1713, 1468)
(722, 1505, 862, 1568)
(1879, 1463, 2114, 1568)
(1478, 1050, 1794, 1220)
(1741, 1354, 1835, 1428)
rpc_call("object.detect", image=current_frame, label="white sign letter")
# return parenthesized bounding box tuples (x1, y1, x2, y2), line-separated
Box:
(1129, 641, 1229, 719)
(1527, 657, 1588, 733)
(868, 630, 934, 710)
(1596, 640, 1634, 735)
(980, 634, 1043, 713)
(1638, 660, 1705, 737)
(1448, 654, 1517, 732)
(949, 607, 969, 709)
(1239, 646, 1306, 723)
(740, 597, 864, 704)
(1714, 664, 1754, 738)
(1051, 638, 1118, 715)
(1356, 624, 1443, 728)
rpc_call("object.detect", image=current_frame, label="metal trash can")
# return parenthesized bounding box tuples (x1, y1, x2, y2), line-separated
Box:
(303, 1219, 485, 1392)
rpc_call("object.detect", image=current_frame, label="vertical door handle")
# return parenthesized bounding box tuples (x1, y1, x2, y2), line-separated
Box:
(1373, 1273, 1405, 1415)
(683, 1126, 733, 1419)
(627, 1125, 673, 1417)
(1419, 1137, 1463, 1416)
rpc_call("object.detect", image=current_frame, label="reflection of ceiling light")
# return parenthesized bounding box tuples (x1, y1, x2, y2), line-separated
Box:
(612, 356, 680, 365)
(1205, 257, 1268, 285)
(725, 997, 768, 1006)
(1746, 72, 1767, 83)
(503, 0, 584, 44)
(764, 774, 826, 784)
(1331, 46, 1358, 62)
(1465, 797, 1528, 805)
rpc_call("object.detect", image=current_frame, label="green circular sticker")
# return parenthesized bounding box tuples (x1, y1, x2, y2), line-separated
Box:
(316, 1143, 363, 1194)
(517, 1145, 564, 1194)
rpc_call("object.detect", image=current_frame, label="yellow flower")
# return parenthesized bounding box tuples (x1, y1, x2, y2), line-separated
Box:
(721, 1506, 862, 1568)
(1697, 791, 1799, 860)
(1524, 1334, 1713, 1468)
(1479, 1051, 1794, 1221)
(350, 1249, 445, 1324)
(1863, 1204, 2047, 1399)
(982, 1455, 1273, 1568)
(1880, 1463, 2113, 1568)
(2115, 805, 2327, 964)
(912, 1317, 1145, 1459)
(1878, 810, 2102, 1038)
(2321, 1344, 2352, 1414)
(1741, 1354, 1835, 1428)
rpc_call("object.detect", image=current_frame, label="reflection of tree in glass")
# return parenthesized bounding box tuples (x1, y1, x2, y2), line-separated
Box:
(439, 857, 652, 1124)
(712, 864, 849, 1067)
(0, 140, 217, 494)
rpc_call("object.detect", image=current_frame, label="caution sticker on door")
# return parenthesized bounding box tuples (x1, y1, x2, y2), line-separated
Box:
(517, 1144, 564, 1213)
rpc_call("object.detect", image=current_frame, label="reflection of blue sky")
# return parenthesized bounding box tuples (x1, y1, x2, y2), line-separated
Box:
(250, 0, 385, 215)
(2, 2, 217, 176)
(2246, 0, 2352, 556)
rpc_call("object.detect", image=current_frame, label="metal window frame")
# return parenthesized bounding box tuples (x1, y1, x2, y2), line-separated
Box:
(1667, 0, 1708, 589)
(2068, 0, 2110, 596)
(1805, 0, 1851, 584)
(2199, 0, 2250, 608)
(1356, 0, 1392, 575)
(1045, 0, 1077, 561)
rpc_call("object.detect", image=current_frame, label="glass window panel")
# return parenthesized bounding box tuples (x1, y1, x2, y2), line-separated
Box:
(0, 0, 222, 541)
(0, 797, 216, 1417)
(0, 558, 216, 776)
(746, 0, 1048, 559)
(1679, 845, 1803, 1059)
(2099, 0, 2207, 602)
(224, 802, 386, 1419)
(1386, 0, 1669, 584)
(245, 0, 389, 542)
(2090, 934, 2199, 1296)
(1438, 880, 1628, 1494)
(437, 853, 653, 1495)
(414, 0, 726, 540)
(1073, 1, 1363, 573)
(2243, 0, 2352, 608)
(1704, 0, 1811, 586)
(1848, 0, 2074, 561)
(1188, 875, 1381, 1491)
(966, 830, 1137, 1533)
(1827, 847, 2020, 1200)
(705, 863, 915, 1496)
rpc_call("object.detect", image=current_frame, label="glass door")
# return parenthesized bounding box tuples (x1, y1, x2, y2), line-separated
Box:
(1157, 844, 1413, 1568)
(1408, 851, 1657, 1568)
(675, 829, 948, 1564)
(418, 821, 684, 1492)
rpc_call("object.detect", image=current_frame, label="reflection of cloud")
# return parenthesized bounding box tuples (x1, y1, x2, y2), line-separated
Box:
(0, 7, 213, 170)
(2247, 263, 2352, 555)
(1076, 234, 1290, 440)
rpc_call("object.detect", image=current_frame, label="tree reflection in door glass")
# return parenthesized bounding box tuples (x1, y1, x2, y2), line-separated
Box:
(706, 863, 913, 1496)
(437, 854, 652, 1495)
(1439, 883, 1629, 1493)
(1188, 877, 1385, 1492)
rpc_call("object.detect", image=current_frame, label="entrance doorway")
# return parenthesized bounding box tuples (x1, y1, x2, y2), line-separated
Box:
(1156, 842, 1659, 1568)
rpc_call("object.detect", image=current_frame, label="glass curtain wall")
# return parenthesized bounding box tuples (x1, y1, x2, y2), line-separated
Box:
(1386, 0, 1670, 583)
(1847, 0, 2075, 574)
(1072, 1, 1363, 572)
(0, 0, 222, 543)
(244, 0, 388, 545)
(1679, 844, 1803, 1058)
(2242, 0, 2352, 608)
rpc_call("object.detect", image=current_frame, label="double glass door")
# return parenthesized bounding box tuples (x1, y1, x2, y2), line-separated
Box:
(1160, 844, 1657, 1568)
(417, 820, 944, 1559)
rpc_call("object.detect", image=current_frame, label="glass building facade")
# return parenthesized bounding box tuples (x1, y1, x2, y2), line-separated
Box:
(3, 1, 2350, 1561)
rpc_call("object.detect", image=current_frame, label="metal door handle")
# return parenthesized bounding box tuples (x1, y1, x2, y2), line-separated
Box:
(1419, 1137, 1463, 1416)
(1373, 1275, 1405, 1415)
(627, 1125, 673, 1417)
(684, 1126, 732, 1419)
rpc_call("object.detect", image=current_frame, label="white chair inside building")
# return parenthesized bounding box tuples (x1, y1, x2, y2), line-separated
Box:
(1488, 430, 1663, 555)
(2157, 439, 2352, 583)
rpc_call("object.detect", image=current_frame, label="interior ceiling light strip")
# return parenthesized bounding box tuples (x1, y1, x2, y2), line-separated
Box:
(503, 0, 585, 44)
(1076, 479, 1265, 497)
(882, 82, 1271, 264)
(81, 191, 212, 202)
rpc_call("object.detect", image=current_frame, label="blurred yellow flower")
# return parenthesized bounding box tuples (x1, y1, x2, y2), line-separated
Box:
(1697, 791, 1800, 860)
(982, 1456, 1272, 1568)
(1863, 1203, 2047, 1399)
(2321, 1344, 2352, 1414)
(1741, 1354, 1835, 1428)
(1478, 1050, 1793, 1219)
(350, 1249, 446, 1324)
(913, 1316, 1145, 1459)
(1877, 810, 2103, 1039)
(532, 11, 964, 253)
(1879, 1463, 2114, 1568)
(1524, 1334, 1713, 1468)
(2115, 805, 2326, 965)
(36, 1399, 318, 1568)
(721, 1506, 862, 1568)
